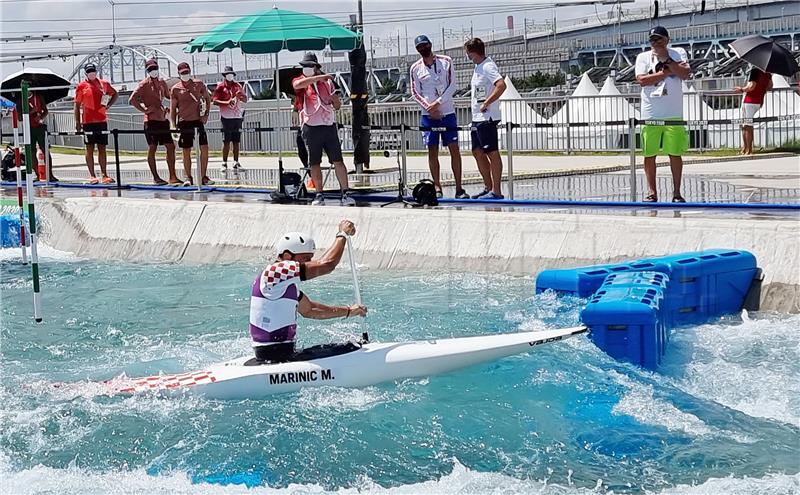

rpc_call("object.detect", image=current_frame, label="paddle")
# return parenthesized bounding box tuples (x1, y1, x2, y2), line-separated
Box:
(345, 234, 362, 306)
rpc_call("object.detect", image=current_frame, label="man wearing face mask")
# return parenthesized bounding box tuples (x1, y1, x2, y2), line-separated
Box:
(170, 62, 212, 186)
(130, 59, 177, 185)
(74, 63, 118, 185)
(410, 35, 467, 199)
(212, 66, 248, 176)
(292, 53, 354, 206)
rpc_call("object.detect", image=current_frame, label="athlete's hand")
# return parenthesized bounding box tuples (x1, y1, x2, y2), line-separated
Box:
(348, 304, 367, 317)
(479, 102, 489, 113)
(338, 219, 355, 236)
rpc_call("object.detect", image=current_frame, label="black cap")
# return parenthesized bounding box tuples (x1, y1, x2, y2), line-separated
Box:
(649, 26, 669, 39)
(414, 34, 432, 47)
(222, 66, 236, 76)
(299, 52, 320, 68)
(83, 63, 97, 73)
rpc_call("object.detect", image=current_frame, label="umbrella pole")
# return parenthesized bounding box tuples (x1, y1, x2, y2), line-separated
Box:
(11, 108, 28, 265)
(275, 52, 284, 196)
(21, 81, 43, 322)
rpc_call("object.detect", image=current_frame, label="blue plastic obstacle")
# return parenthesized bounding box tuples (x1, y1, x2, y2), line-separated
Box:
(536, 250, 760, 369)
(0, 214, 23, 248)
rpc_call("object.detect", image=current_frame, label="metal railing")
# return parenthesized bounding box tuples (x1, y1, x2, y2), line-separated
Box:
(5, 88, 798, 155)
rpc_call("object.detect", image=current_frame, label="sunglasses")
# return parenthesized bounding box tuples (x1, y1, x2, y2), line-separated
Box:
(649, 36, 666, 43)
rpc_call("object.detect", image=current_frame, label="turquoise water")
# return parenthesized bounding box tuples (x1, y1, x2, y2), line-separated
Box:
(1, 249, 799, 494)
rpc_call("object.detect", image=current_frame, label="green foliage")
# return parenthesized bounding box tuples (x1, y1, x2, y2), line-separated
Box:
(253, 88, 276, 100)
(376, 77, 397, 96)
(511, 71, 566, 91)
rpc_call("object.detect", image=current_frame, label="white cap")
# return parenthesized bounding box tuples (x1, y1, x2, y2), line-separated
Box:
(276, 232, 316, 256)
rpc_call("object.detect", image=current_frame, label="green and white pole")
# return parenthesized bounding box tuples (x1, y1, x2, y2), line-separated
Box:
(21, 81, 43, 322)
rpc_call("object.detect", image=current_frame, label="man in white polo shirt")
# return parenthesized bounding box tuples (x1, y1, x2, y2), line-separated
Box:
(635, 26, 691, 203)
(409, 35, 467, 199)
(465, 37, 507, 200)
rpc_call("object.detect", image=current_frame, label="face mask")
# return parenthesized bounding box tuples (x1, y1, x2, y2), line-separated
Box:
(148, 70, 159, 78)
(225, 74, 235, 82)
(302, 67, 315, 77)
(418, 47, 432, 58)
(179, 74, 191, 82)
(86, 72, 97, 81)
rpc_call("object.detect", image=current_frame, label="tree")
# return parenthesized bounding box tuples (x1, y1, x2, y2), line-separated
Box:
(376, 77, 397, 96)
(253, 88, 276, 100)
(511, 71, 565, 91)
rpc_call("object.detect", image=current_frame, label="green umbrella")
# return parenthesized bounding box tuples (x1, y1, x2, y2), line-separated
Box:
(185, 7, 361, 54)
(184, 7, 361, 199)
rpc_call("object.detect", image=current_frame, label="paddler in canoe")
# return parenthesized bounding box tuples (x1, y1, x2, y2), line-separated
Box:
(249, 219, 368, 363)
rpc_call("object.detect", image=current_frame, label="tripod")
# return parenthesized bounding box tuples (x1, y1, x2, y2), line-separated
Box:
(380, 149, 417, 207)
(381, 127, 417, 207)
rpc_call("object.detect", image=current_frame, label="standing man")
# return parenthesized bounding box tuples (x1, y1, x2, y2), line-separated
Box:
(212, 66, 248, 175)
(170, 62, 212, 186)
(74, 63, 118, 184)
(27, 86, 57, 182)
(465, 38, 507, 200)
(409, 35, 467, 199)
(635, 26, 691, 203)
(734, 66, 772, 155)
(129, 58, 177, 185)
(292, 53, 355, 206)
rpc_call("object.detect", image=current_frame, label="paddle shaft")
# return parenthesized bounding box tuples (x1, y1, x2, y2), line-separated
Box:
(345, 234, 362, 306)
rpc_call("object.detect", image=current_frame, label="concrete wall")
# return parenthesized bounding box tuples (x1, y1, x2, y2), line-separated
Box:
(37, 197, 800, 313)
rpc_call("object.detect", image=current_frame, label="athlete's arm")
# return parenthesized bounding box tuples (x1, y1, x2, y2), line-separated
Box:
(297, 294, 367, 319)
(302, 220, 356, 279)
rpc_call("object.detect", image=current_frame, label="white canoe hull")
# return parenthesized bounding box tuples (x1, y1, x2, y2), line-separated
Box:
(109, 326, 587, 400)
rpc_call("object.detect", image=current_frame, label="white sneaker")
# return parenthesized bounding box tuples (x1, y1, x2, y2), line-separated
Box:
(311, 194, 325, 206)
(220, 163, 228, 179)
(233, 162, 244, 171)
(341, 192, 356, 206)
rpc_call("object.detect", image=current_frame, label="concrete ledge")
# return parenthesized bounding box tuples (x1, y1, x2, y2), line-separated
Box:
(37, 197, 800, 313)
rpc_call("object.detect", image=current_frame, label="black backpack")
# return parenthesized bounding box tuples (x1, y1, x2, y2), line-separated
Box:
(412, 179, 438, 207)
(1, 147, 25, 182)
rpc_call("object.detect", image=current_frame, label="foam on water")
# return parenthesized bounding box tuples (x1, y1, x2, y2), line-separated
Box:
(1, 454, 798, 495)
(0, 244, 77, 263)
(2, 261, 798, 493)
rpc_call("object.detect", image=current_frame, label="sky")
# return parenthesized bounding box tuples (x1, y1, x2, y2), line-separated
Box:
(0, 0, 655, 80)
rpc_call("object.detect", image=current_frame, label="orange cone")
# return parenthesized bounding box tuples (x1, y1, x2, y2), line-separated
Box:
(36, 149, 46, 179)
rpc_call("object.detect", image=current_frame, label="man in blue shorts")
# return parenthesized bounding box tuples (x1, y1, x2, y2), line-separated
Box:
(410, 35, 467, 199)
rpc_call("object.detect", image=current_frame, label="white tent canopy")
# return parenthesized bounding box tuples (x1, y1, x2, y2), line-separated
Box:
(496, 76, 549, 150)
(596, 76, 638, 122)
(500, 76, 546, 125)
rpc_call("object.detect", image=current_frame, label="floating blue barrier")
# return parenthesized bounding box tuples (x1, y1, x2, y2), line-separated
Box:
(539, 249, 759, 369)
(631, 249, 757, 325)
(535, 260, 671, 297)
(581, 283, 668, 370)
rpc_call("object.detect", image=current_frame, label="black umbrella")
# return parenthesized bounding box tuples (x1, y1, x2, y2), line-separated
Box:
(277, 66, 304, 98)
(1, 67, 70, 105)
(276, 66, 340, 98)
(729, 35, 799, 77)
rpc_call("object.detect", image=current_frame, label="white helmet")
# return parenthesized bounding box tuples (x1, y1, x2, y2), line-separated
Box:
(276, 232, 316, 257)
